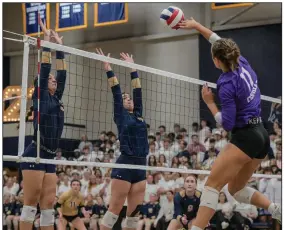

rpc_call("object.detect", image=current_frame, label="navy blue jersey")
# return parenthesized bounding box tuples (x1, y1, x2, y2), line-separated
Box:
(140, 203, 148, 218)
(106, 71, 149, 157)
(92, 204, 107, 218)
(79, 204, 93, 217)
(14, 201, 23, 216)
(33, 48, 66, 151)
(173, 190, 201, 221)
(3, 202, 16, 216)
(217, 56, 261, 131)
(145, 202, 160, 219)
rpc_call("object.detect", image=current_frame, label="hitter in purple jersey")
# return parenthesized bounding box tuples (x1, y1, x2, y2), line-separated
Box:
(178, 18, 281, 230)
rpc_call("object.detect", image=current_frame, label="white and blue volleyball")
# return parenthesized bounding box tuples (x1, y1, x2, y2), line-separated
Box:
(160, 6, 184, 30)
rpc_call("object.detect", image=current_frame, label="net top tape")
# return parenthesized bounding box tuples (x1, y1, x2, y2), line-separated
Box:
(3, 155, 281, 179)
(21, 36, 280, 104)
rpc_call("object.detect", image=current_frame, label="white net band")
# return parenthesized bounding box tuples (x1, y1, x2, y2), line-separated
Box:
(13, 35, 280, 104)
(2, 155, 281, 179)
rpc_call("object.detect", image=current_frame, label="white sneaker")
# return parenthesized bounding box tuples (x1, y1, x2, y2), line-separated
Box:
(271, 203, 282, 224)
(221, 221, 229, 229)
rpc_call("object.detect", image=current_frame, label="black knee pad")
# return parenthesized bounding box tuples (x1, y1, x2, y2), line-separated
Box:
(130, 205, 142, 217)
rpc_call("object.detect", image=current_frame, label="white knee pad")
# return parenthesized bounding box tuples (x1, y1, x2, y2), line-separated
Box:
(122, 216, 139, 229)
(233, 187, 256, 204)
(40, 209, 55, 226)
(101, 211, 118, 228)
(200, 186, 219, 210)
(20, 206, 37, 223)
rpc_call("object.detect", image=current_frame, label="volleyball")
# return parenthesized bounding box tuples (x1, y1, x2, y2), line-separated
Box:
(160, 6, 184, 30)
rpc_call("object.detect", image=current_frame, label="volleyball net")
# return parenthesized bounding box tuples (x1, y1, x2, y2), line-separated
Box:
(3, 31, 282, 180)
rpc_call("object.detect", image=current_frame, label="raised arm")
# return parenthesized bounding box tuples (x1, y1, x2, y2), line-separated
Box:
(96, 48, 125, 124)
(51, 30, 66, 100)
(178, 18, 221, 44)
(33, 19, 52, 115)
(120, 52, 143, 117)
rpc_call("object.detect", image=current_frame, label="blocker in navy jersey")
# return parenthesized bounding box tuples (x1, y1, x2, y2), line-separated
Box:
(106, 70, 149, 183)
(21, 47, 66, 173)
(217, 55, 269, 158)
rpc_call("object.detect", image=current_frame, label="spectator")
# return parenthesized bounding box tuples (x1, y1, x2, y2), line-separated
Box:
(199, 119, 210, 144)
(148, 142, 159, 159)
(211, 192, 232, 229)
(232, 202, 258, 229)
(144, 174, 158, 203)
(191, 122, 200, 136)
(212, 130, 224, 151)
(137, 193, 160, 230)
(57, 175, 70, 196)
(4, 177, 18, 196)
(81, 169, 91, 189)
(91, 196, 107, 230)
(5, 195, 16, 230)
(155, 190, 174, 230)
(173, 123, 181, 136)
(78, 134, 93, 152)
(269, 132, 278, 154)
(78, 145, 96, 162)
(159, 138, 175, 165)
(159, 125, 166, 140)
(54, 148, 66, 160)
(12, 193, 24, 230)
(196, 174, 208, 192)
(148, 155, 158, 167)
(180, 128, 189, 143)
(158, 154, 169, 167)
(187, 134, 206, 155)
(177, 140, 190, 158)
(203, 138, 219, 162)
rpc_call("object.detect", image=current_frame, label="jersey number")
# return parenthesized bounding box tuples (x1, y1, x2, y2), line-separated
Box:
(240, 67, 254, 91)
(70, 201, 76, 208)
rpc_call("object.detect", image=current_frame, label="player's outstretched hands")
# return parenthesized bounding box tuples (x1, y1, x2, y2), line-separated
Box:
(201, 84, 214, 105)
(96, 48, 112, 72)
(39, 18, 51, 41)
(51, 30, 63, 45)
(178, 17, 198, 30)
(120, 52, 136, 72)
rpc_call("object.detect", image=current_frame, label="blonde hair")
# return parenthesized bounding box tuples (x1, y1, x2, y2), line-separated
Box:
(211, 38, 241, 71)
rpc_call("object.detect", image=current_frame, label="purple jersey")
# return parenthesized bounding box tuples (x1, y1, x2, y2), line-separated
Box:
(217, 56, 261, 131)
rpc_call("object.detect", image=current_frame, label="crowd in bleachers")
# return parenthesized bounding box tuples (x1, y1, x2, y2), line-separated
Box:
(3, 120, 282, 230)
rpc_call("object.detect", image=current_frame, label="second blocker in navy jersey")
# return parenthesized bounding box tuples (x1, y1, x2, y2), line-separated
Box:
(217, 56, 261, 131)
(106, 70, 149, 157)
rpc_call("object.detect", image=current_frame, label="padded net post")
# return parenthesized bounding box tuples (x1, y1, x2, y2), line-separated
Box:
(18, 41, 30, 157)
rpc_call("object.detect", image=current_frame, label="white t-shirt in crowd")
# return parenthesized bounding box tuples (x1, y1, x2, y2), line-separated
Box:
(144, 183, 158, 203)
(3, 185, 18, 196)
(57, 184, 70, 196)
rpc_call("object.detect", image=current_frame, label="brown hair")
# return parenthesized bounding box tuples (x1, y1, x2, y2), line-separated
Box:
(211, 38, 241, 71)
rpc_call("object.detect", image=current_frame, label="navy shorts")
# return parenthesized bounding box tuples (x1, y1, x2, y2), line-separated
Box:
(111, 155, 147, 184)
(20, 142, 56, 173)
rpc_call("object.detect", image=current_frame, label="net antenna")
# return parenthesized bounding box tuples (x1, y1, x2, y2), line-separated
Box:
(36, 7, 41, 161)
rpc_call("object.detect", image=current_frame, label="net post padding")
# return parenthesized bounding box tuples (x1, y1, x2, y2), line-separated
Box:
(18, 41, 30, 156)
(2, 155, 281, 179)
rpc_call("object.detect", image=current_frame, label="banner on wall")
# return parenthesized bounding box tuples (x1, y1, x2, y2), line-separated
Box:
(22, 3, 50, 36)
(211, 3, 253, 10)
(94, 3, 128, 27)
(55, 3, 88, 32)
